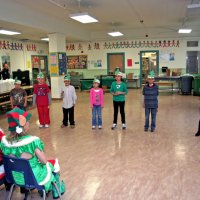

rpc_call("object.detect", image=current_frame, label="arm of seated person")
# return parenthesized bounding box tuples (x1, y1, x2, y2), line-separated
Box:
(35, 148, 47, 164)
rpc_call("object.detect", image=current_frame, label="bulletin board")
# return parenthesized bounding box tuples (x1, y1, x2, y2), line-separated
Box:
(67, 55, 87, 69)
(58, 53, 67, 75)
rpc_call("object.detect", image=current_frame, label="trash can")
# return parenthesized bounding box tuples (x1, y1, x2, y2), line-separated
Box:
(180, 75, 194, 95)
(193, 74, 200, 96)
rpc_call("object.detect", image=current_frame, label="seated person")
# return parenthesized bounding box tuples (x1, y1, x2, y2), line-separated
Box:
(0, 107, 65, 198)
(10, 79, 27, 111)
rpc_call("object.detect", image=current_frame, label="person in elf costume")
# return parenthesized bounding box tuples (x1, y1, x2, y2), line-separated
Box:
(142, 70, 159, 132)
(33, 72, 51, 128)
(0, 107, 65, 199)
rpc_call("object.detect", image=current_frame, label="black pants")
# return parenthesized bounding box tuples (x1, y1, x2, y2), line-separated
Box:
(113, 101, 125, 124)
(62, 106, 75, 126)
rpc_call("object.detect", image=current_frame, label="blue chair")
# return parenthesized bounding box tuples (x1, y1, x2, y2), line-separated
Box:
(3, 155, 62, 200)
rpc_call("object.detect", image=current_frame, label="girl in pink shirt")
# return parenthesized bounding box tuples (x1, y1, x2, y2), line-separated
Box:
(90, 79, 104, 129)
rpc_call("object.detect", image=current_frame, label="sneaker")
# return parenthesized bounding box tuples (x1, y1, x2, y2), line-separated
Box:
(151, 128, 155, 132)
(111, 124, 117, 130)
(195, 131, 200, 137)
(70, 125, 75, 128)
(98, 125, 102, 129)
(144, 128, 148, 132)
(92, 126, 96, 129)
(45, 124, 49, 128)
(61, 124, 67, 128)
(39, 124, 44, 128)
(122, 124, 126, 130)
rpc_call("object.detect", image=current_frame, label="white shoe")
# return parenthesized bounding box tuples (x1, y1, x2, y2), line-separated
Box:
(98, 125, 102, 129)
(111, 124, 117, 130)
(122, 124, 126, 130)
(45, 124, 49, 128)
(92, 126, 96, 129)
(39, 124, 44, 128)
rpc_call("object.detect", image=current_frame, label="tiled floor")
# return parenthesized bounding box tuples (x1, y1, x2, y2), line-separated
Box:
(0, 89, 199, 200)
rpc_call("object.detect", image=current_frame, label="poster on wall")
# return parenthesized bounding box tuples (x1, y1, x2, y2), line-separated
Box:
(169, 53, 175, 61)
(50, 53, 58, 76)
(160, 51, 175, 62)
(67, 55, 87, 69)
(127, 59, 132, 67)
(58, 53, 67, 75)
(97, 60, 102, 67)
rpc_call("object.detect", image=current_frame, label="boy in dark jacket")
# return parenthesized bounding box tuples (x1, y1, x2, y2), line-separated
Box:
(143, 71, 159, 132)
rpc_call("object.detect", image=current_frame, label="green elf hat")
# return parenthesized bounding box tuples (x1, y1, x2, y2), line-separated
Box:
(37, 72, 44, 79)
(147, 70, 155, 79)
(64, 74, 71, 81)
(115, 68, 125, 78)
(93, 78, 100, 84)
(7, 107, 32, 133)
(14, 77, 21, 84)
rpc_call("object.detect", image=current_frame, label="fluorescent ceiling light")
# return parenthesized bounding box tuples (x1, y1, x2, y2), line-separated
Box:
(41, 38, 49, 41)
(0, 29, 21, 35)
(187, 3, 200, 9)
(69, 12, 98, 23)
(178, 29, 192, 33)
(108, 31, 124, 37)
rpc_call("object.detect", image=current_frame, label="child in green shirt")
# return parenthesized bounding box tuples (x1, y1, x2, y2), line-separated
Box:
(110, 70, 128, 130)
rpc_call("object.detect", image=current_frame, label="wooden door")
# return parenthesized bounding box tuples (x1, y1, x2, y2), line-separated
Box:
(107, 53, 125, 74)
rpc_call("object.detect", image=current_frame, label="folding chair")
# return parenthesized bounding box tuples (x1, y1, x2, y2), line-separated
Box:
(3, 155, 62, 200)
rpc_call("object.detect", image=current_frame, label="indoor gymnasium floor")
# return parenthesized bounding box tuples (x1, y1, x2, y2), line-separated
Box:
(0, 89, 199, 200)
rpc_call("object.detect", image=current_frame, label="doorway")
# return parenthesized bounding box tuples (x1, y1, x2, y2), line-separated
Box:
(140, 51, 159, 85)
(107, 53, 125, 74)
(31, 55, 48, 84)
(186, 51, 200, 74)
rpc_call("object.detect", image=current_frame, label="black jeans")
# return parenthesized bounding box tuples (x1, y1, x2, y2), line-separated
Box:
(62, 106, 75, 126)
(113, 101, 125, 124)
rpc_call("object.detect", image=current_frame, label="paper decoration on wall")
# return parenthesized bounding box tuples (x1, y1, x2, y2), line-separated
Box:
(0, 40, 23, 50)
(66, 40, 180, 52)
(78, 44, 83, 51)
(127, 59, 132, 67)
(66, 44, 75, 51)
(27, 44, 37, 51)
(88, 44, 92, 50)
(94, 43, 100, 49)
(104, 40, 180, 49)
(0, 40, 38, 51)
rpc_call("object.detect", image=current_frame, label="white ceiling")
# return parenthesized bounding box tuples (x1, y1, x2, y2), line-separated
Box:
(0, 0, 200, 42)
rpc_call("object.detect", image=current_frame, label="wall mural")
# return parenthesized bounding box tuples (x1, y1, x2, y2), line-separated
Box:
(66, 40, 180, 51)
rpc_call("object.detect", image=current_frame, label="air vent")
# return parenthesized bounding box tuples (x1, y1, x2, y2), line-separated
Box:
(187, 41, 198, 47)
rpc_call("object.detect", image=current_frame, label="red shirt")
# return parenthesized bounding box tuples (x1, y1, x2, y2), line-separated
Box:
(0, 129, 5, 163)
(33, 83, 50, 106)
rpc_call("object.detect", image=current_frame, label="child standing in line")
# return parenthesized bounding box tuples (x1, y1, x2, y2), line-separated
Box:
(110, 70, 128, 130)
(60, 74, 77, 128)
(90, 78, 104, 129)
(143, 70, 159, 132)
(33, 72, 51, 128)
(195, 120, 200, 136)
(10, 79, 27, 111)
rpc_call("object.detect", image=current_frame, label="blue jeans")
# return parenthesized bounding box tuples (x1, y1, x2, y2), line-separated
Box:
(144, 108, 157, 130)
(92, 105, 102, 126)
